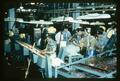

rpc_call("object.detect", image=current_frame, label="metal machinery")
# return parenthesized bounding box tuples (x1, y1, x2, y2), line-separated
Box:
(17, 40, 116, 78)
(53, 48, 116, 78)
(16, 41, 64, 78)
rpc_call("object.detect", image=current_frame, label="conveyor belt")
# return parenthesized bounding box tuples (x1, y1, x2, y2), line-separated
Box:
(71, 56, 116, 77)
(72, 63, 108, 77)
(73, 63, 109, 73)
(56, 55, 116, 78)
(57, 67, 99, 78)
(99, 71, 116, 78)
(57, 69, 76, 78)
(82, 56, 116, 72)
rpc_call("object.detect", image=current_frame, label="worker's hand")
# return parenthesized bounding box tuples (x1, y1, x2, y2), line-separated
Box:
(79, 43, 84, 48)
(40, 50, 47, 55)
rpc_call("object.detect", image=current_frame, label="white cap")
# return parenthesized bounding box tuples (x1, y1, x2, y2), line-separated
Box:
(47, 26, 56, 33)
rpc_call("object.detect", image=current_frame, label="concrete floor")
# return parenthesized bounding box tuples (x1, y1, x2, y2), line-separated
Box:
(3, 50, 43, 81)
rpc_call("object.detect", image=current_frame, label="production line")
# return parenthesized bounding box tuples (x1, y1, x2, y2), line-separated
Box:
(16, 40, 116, 78)
(4, 2, 117, 79)
(52, 50, 116, 78)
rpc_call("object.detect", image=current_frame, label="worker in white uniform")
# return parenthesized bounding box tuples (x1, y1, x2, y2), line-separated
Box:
(55, 28, 71, 56)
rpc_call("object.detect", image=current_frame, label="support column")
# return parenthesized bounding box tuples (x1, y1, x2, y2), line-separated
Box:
(45, 55, 52, 78)
(23, 47, 29, 56)
(53, 3, 55, 17)
(72, 3, 80, 30)
(54, 67, 58, 78)
(8, 8, 15, 30)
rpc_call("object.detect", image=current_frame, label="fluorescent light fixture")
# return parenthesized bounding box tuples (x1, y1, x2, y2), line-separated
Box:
(113, 8, 116, 10)
(87, 3, 90, 5)
(108, 22, 112, 25)
(20, 3, 23, 9)
(21, 9, 25, 12)
(110, 6, 113, 9)
(31, 2, 35, 5)
(28, 9, 31, 12)
(20, 6, 23, 9)
(76, 13, 111, 19)
(40, 3, 44, 5)
(91, 3, 95, 5)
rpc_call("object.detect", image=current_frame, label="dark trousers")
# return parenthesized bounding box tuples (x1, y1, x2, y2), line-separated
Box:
(56, 44, 60, 57)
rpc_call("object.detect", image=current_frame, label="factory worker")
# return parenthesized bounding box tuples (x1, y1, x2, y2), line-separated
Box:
(80, 35, 97, 56)
(46, 26, 56, 51)
(40, 27, 57, 66)
(55, 27, 71, 44)
(39, 26, 56, 50)
(107, 26, 116, 39)
(40, 28, 48, 50)
(100, 26, 106, 36)
(14, 28, 19, 40)
(19, 33, 26, 41)
(107, 21, 117, 38)
(41, 33, 64, 67)
(55, 30, 63, 56)
(40, 26, 56, 55)
(70, 27, 85, 45)
(62, 28, 71, 42)
(58, 28, 85, 61)
(55, 27, 71, 55)
(47, 26, 56, 40)
(55, 30, 63, 46)
(79, 28, 97, 57)
(104, 26, 116, 50)
(45, 34, 57, 58)
(9, 29, 14, 37)
(95, 26, 108, 52)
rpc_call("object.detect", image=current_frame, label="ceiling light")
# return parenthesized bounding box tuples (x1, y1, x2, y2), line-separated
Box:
(31, 2, 35, 5)
(110, 6, 113, 9)
(91, 3, 95, 5)
(17, 8, 20, 12)
(40, 3, 44, 5)
(113, 8, 116, 10)
(28, 9, 31, 12)
(20, 3, 23, 9)
(20, 6, 23, 9)
(108, 22, 112, 25)
(21, 9, 25, 12)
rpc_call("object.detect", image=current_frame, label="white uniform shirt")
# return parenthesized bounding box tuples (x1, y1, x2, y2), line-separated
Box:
(55, 32, 63, 44)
